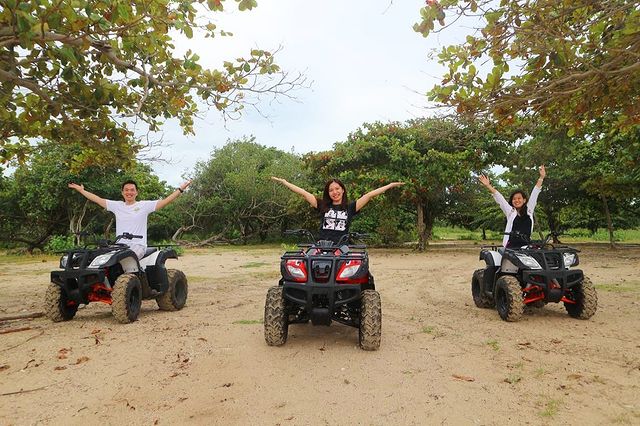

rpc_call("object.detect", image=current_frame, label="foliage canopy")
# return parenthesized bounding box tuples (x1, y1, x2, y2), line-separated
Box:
(0, 0, 302, 168)
(415, 0, 640, 133)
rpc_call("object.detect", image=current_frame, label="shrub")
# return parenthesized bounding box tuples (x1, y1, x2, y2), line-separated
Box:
(45, 235, 76, 253)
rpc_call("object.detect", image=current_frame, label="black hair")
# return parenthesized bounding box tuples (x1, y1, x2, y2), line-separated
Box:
(509, 189, 528, 215)
(121, 180, 138, 191)
(318, 179, 348, 212)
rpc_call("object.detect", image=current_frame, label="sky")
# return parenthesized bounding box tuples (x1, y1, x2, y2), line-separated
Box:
(148, 0, 471, 186)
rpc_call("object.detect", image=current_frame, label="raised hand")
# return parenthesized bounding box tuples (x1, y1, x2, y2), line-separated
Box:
(68, 182, 84, 191)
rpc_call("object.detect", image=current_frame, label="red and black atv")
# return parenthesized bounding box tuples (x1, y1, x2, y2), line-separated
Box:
(264, 230, 381, 350)
(472, 232, 597, 321)
(46, 233, 188, 324)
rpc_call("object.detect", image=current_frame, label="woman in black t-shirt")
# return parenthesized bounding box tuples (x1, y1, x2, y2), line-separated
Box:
(271, 177, 404, 244)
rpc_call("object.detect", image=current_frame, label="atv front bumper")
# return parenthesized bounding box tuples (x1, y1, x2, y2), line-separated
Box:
(51, 269, 108, 305)
(282, 281, 362, 326)
(522, 268, 584, 302)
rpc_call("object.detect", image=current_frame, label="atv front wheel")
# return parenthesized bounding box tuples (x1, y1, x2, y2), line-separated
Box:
(264, 286, 288, 346)
(495, 276, 524, 322)
(156, 269, 188, 311)
(471, 269, 494, 309)
(112, 273, 142, 324)
(44, 283, 78, 322)
(359, 290, 382, 351)
(564, 277, 598, 319)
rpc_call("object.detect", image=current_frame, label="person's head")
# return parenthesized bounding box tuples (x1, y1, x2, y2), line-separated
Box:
(321, 179, 348, 209)
(121, 180, 139, 204)
(509, 189, 528, 214)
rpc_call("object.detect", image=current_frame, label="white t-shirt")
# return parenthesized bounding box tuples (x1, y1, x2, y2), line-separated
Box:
(105, 200, 158, 252)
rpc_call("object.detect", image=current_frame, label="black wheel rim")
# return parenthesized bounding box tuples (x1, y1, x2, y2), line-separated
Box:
(472, 278, 481, 299)
(129, 285, 141, 319)
(496, 287, 508, 317)
(175, 280, 187, 304)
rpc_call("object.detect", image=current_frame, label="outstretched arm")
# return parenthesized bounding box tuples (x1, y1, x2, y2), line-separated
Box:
(355, 182, 404, 212)
(68, 183, 107, 209)
(271, 177, 318, 208)
(478, 175, 511, 215)
(478, 174, 497, 194)
(156, 180, 192, 211)
(535, 165, 546, 188)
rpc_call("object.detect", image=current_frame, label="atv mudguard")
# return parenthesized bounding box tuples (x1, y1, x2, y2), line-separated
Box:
(139, 248, 178, 294)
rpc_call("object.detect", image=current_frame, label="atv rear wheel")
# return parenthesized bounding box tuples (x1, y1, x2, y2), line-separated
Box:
(471, 269, 494, 309)
(44, 283, 77, 322)
(564, 277, 598, 319)
(359, 289, 382, 351)
(264, 286, 288, 346)
(156, 269, 188, 311)
(112, 273, 142, 323)
(495, 276, 524, 322)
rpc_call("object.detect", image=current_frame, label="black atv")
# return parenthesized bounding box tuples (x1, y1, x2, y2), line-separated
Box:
(264, 230, 382, 350)
(45, 233, 188, 324)
(471, 232, 597, 322)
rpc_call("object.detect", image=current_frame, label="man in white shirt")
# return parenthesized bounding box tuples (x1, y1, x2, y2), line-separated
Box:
(68, 179, 191, 259)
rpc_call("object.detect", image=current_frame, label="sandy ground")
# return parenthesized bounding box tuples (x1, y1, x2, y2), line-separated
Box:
(1, 244, 639, 425)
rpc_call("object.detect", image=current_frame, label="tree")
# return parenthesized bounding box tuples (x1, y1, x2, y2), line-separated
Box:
(0, 142, 168, 251)
(186, 137, 305, 244)
(0, 0, 304, 168)
(415, 0, 640, 133)
(307, 117, 509, 250)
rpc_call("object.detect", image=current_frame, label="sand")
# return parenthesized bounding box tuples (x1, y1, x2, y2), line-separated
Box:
(1, 244, 639, 425)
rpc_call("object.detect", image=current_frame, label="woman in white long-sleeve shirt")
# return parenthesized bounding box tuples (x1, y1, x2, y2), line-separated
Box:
(479, 165, 546, 248)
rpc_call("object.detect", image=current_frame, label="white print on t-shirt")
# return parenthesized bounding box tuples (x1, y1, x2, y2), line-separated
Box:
(323, 208, 347, 231)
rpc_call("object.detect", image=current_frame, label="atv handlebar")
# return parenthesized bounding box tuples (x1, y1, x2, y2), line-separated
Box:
(283, 229, 370, 246)
(115, 232, 143, 241)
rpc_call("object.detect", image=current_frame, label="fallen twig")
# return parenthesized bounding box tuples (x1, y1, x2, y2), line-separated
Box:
(0, 327, 32, 335)
(1, 385, 49, 397)
(0, 330, 45, 352)
(0, 312, 44, 322)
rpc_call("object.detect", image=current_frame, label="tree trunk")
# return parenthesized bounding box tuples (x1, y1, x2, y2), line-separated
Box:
(69, 200, 89, 245)
(417, 203, 426, 251)
(601, 194, 616, 248)
(416, 202, 435, 251)
(171, 225, 195, 241)
(482, 227, 486, 240)
(104, 217, 114, 238)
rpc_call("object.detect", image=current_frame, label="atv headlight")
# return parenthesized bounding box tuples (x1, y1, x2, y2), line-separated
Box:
(515, 254, 542, 270)
(89, 253, 113, 268)
(563, 253, 578, 268)
(59, 255, 68, 269)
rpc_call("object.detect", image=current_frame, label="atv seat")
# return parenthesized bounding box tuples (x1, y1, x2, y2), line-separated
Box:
(142, 247, 158, 258)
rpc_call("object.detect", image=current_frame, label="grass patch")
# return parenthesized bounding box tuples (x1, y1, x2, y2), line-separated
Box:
(232, 319, 263, 325)
(185, 276, 210, 284)
(421, 326, 435, 334)
(595, 282, 639, 293)
(504, 374, 522, 384)
(538, 398, 562, 418)
(0, 254, 57, 265)
(248, 271, 281, 280)
(611, 411, 640, 425)
(240, 261, 269, 268)
(533, 367, 546, 378)
(485, 339, 500, 351)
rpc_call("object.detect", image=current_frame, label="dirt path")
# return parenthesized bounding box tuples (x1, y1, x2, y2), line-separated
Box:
(1, 245, 639, 425)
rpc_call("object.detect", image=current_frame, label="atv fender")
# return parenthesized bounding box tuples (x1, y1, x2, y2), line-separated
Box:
(480, 250, 502, 266)
(140, 248, 178, 293)
(101, 249, 140, 273)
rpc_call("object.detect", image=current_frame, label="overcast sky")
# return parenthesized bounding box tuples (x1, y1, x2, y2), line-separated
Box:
(149, 0, 470, 185)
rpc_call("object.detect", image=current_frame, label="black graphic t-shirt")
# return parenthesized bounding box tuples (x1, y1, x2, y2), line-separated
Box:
(317, 201, 358, 244)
